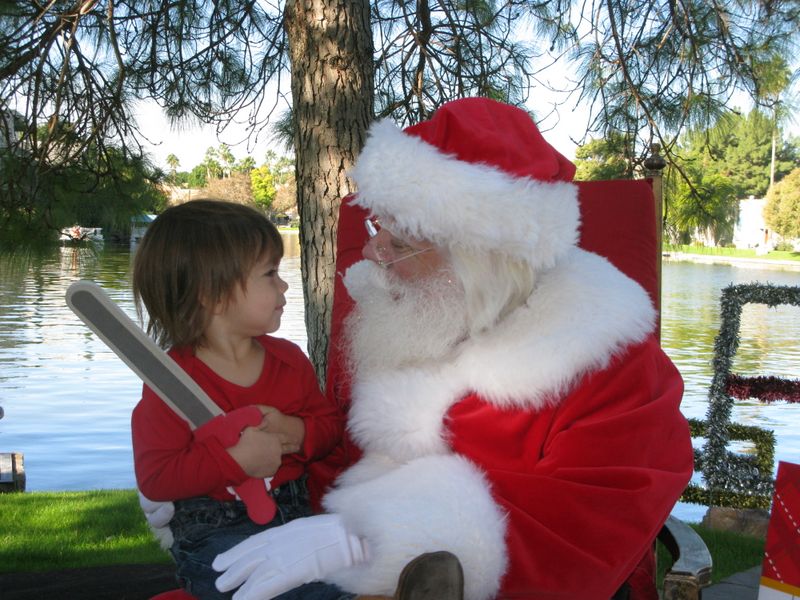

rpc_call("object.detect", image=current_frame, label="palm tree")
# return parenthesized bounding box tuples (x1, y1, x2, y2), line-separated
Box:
(236, 156, 256, 174)
(218, 144, 235, 178)
(203, 147, 221, 181)
(753, 56, 794, 189)
(166, 154, 180, 178)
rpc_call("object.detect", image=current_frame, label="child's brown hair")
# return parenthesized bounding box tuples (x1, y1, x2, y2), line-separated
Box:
(132, 200, 283, 349)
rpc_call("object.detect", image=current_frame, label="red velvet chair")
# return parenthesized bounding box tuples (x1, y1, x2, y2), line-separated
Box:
(151, 591, 194, 600)
(321, 177, 710, 600)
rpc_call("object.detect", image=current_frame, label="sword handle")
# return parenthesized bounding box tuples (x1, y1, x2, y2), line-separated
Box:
(196, 407, 279, 524)
(234, 478, 278, 524)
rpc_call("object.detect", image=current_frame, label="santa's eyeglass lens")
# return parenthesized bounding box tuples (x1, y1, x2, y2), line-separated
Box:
(364, 218, 432, 268)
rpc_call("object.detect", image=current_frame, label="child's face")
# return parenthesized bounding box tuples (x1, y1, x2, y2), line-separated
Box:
(223, 254, 288, 336)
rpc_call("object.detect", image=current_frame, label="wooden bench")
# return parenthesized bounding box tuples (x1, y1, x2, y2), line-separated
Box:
(0, 452, 25, 492)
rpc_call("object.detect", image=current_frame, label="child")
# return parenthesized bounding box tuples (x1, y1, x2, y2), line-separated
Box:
(130, 200, 344, 599)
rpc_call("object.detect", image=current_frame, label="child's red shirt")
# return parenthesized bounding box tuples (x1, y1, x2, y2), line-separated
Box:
(132, 335, 343, 502)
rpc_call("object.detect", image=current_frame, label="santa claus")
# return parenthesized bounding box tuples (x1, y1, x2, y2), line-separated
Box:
(193, 97, 694, 600)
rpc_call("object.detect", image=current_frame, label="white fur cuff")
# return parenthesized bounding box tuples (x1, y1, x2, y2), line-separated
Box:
(322, 453, 508, 600)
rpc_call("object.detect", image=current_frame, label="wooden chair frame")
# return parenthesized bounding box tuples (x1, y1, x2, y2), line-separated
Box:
(660, 516, 713, 599)
(646, 151, 713, 600)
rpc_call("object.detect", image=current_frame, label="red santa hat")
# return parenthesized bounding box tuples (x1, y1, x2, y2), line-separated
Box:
(350, 97, 580, 271)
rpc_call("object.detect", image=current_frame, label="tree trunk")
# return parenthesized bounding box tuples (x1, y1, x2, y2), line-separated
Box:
(284, 0, 374, 385)
(770, 127, 777, 190)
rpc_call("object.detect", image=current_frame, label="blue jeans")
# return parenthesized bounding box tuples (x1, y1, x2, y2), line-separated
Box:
(169, 477, 355, 600)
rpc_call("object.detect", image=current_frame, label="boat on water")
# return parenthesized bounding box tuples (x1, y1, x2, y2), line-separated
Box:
(59, 225, 104, 245)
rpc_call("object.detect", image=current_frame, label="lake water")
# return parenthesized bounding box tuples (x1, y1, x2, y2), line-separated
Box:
(1, 240, 799, 522)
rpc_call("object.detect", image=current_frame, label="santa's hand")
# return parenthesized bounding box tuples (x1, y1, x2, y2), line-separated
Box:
(138, 489, 174, 528)
(213, 514, 368, 599)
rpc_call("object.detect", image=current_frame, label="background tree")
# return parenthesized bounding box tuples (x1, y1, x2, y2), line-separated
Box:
(666, 109, 800, 238)
(171, 171, 191, 188)
(166, 154, 180, 177)
(723, 111, 775, 198)
(236, 156, 256, 174)
(264, 151, 295, 186)
(203, 172, 255, 205)
(273, 178, 298, 218)
(666, 160, 738, 246)
(764, 167, 800, 240)
(201, 147, 222, 181)
(570, 2, 799, 172)
(2, 0, 798, 379)
(259, 151, 298, 217)
(0, 137, 166, 245)
(251, 165, 277, 213)
(751, 55, 795, 188)
(218, 143, 235, 178)
(187, 165, 207, 189)
(573, 134, 632, 181)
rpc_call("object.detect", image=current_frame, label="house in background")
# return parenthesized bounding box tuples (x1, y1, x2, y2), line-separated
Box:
(0, 108, 25, 150)
(130, 213, 157, 245)
(0, 110, 13, 149)
(732, 196, 782, 253)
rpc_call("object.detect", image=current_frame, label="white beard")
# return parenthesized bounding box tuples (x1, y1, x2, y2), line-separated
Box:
(342, 260, 469, 376)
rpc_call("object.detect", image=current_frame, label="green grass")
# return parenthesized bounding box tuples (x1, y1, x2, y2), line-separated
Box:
(2, 490, 766, 586)
(0, 489, 171, 573)
(657, 524, 765, 586)
(664, 243, 800, 261)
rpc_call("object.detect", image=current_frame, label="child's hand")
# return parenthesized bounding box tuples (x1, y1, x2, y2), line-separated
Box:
(227, 427, 283, 479)
(256, 406, 306, 455)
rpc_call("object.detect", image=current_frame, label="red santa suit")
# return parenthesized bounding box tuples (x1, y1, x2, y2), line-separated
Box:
(312, 99, 694, 600)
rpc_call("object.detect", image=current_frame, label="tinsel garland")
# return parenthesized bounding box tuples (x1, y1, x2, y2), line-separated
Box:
(726, 373, 800, 403)
(689, 283, 800, 510)
(684, 417, 776, 509)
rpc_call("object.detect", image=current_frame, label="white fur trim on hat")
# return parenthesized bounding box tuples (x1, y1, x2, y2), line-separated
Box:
(350, 120, 580, 271)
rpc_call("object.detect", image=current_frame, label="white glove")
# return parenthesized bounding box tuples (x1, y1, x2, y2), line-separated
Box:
(213, 513, 369, 600)
(138, 490, 175, 528)
(138, 490, 175, 549)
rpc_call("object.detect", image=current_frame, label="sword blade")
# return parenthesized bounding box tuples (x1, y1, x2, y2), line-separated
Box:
(66, 280, 222, 428)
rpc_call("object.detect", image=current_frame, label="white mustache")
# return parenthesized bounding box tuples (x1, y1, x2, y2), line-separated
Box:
(342, 259, 469, 375)
(343, 260, 394, 299)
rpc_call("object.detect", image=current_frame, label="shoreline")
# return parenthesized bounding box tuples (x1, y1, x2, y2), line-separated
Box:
(663, 252, 800, 272)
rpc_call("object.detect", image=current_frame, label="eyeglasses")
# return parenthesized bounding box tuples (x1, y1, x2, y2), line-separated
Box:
(364, 217, 432, 268)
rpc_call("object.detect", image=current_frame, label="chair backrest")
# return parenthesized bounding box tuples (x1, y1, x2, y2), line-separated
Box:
(575, 179, 660, 324)
(573, 179, 663, 599)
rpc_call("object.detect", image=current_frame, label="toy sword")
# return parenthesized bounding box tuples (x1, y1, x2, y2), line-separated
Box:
(66, 280, 276, 524)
